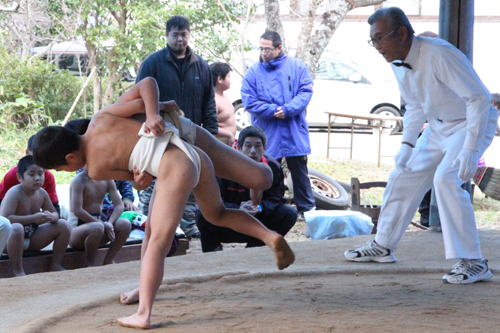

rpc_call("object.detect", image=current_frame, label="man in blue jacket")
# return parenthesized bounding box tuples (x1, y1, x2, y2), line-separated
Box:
(241, 30, 315, 217)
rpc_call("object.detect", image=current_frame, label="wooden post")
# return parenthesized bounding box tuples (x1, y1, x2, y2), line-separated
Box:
(62, 67, 97, 126)
(439, 0, 475, 62)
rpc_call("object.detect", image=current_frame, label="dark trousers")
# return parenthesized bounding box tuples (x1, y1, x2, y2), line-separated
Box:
(279, 156, 316, 214)
(196, 204, 297, 253)
(418, 189, 432, 227)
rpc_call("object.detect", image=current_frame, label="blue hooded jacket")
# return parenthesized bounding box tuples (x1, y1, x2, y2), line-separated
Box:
(241, 54, 313, 159)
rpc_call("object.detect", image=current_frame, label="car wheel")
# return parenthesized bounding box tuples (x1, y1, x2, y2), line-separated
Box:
(234, 102, 251, 131)
(285, 169, 350, 210)
(371, 105, 402, 133)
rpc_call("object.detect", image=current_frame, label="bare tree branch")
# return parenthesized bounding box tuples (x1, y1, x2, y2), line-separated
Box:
(298, 0, 385, 77)
(0, 1, 19, 12)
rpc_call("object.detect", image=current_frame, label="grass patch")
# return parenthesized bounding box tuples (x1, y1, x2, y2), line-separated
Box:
(309, 155, 500, 229)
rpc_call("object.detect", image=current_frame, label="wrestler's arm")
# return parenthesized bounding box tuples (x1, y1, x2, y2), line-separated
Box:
(106, 180, 124, 225)
(99, 98, 146, 119)
(40, 189, 59, 223)
(101, 77, 164, 136)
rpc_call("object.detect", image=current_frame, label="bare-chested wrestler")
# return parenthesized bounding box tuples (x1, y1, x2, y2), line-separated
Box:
(32, 77, 295, 330)
(69, 167, 131, 266)
(210, 62, 237, 146)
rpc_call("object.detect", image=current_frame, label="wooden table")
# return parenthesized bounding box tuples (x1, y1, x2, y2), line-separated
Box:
(325, 111, 403, 167)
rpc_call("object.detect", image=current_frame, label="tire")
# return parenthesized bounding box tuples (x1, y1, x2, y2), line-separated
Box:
(234, 102, 252, 131)
(285, 169, 350, 210)
(337, 180, 352, 194)
(371, 105, 402, 133)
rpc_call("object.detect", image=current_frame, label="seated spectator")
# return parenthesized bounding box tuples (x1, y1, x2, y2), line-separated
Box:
(102, 180, 138, 220)
(69, 166, 131, 266)
(196, 126, 297, 252)
(0, 216, 11, 255)
(1, 156, 70, 276)
(64, 118, 91, 135)
(0, 135, 60, 215)
(65, 119, 139, 218)
(210, 62, 237, 146)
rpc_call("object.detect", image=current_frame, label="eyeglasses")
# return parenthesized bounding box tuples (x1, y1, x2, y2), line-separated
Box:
(367, 28, 397, 47)
(259, 47, 276, 54)
(170, 32, 190, 39)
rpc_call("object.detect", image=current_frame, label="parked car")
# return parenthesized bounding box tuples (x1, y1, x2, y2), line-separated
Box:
(30, 41, 136, 82)
(226, 50, 402, 132)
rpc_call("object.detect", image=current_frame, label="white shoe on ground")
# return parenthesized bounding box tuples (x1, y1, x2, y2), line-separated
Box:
(344, 240, 396, 263)
(442, 258, 493, 284)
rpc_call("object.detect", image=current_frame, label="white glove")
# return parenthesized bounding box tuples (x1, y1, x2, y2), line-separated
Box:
(394, 144, 413, 173)
(452, 148, 479, 182)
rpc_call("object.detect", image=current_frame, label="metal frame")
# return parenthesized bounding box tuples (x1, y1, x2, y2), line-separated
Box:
(325, 111, 403, 167)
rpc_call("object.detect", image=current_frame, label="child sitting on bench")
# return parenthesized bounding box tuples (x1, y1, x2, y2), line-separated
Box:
(1, 156, 70, 277)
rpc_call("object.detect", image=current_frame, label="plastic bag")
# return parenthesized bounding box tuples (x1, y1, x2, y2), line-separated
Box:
(304, 210, 374, 240)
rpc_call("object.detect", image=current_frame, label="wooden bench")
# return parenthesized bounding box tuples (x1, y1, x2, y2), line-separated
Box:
(0, 238, 189, 279)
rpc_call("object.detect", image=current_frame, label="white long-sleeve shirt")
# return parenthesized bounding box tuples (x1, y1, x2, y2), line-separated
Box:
(393, 36, 494, 150)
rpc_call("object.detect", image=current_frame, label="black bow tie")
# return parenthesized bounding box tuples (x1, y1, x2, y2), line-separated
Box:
(393, 61, 412, 70)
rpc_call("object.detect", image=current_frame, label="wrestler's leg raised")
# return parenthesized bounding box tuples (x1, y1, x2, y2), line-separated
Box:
(193, 147, 295, 270)
(117, 145, 197, 329)
(194, 126, 273, 191)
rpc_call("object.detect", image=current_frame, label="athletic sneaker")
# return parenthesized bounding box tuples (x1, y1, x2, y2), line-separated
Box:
(442, 258, 493, 284)
(344, 240, 396, 263)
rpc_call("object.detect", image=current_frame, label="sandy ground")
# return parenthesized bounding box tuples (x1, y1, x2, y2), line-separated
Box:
(3, 230, 500, 333)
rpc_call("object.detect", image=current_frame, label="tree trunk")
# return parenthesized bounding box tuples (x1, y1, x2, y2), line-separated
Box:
(295, 0, 322, 58)
(101, 47, 122, 107)
(297, 0, 385, 78)
(102, 5, 128, 106)
(85, 42, 100, 113)
(263, 0, 287, 51)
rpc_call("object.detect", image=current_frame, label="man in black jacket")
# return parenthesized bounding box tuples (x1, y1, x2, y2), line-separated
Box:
(136, 15, 218, 133)
(136, 15, 218, 238)
(196, 126, 297, 252)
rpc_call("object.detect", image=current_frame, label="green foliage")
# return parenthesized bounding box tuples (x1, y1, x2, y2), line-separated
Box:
(168, 0, 251, 62)
(0, 126, 76, 184)
(0, 126, 36, 174)
(0, 47, 93, 127)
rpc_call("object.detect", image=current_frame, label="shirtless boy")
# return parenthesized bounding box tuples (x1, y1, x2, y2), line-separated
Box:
(210, 62, 237, 146)
(32, 77, 295, 329)
(0, 155, 70, 277)
(70, 167, 131, 266)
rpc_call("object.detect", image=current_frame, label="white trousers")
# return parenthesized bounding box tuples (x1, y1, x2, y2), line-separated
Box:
(375, 112, 497, 260)
(0, 216, 11, 254)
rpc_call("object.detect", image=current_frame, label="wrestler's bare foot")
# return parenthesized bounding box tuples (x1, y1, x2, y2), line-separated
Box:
(117, 313, 150, 330)
(13, 270, 26, 277)
(269, 235, 295, 270)
(120, 288, 140, 305)
(50, 265, 66, 272)
(103, 260, 116, 265)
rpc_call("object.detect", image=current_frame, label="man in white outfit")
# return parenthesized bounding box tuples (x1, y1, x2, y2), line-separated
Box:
(344, 7, 498, 284)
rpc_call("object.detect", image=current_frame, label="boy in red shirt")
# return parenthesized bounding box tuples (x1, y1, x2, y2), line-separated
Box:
(0, 135, 60, 214)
